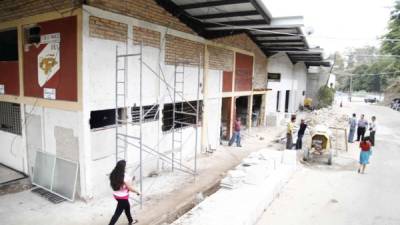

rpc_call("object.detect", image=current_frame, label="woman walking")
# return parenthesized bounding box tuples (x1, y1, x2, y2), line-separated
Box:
(358, 137, 372, 174)
(108, 160, 140, 225)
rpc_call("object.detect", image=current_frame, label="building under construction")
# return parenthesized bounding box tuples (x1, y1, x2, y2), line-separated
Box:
(0, 0, 329, 202)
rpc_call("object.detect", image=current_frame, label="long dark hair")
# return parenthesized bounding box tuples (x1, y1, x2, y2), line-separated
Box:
(110, 160, 126, 191)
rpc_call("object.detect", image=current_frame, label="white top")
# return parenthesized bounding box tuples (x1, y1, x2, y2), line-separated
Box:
(370, 121, 377, 132)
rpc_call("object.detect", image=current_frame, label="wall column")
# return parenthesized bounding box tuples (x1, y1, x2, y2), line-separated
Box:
(247, 95, 253, 129)
(201, 44, 209, 152)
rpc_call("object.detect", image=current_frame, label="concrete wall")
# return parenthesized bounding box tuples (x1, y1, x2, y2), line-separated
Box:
(0, 129, 25, 172)
(82, 7, 222, 197)
(306, 66, 330, 106)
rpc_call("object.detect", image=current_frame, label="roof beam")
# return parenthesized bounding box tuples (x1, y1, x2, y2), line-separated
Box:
(155, 0, 205, 36)
(249, 0, 271, 23)
(260, 42, 305, 46)
(180, 0, 249, 10)
(262, 47, 308, 51)
(204, 19, 268, 28)
(195, 10, 259, 19)
(256, 36, 302, 41)
(257, 39, 305, 43)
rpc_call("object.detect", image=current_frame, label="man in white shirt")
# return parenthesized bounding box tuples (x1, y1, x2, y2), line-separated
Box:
(369, 116, 377, 146)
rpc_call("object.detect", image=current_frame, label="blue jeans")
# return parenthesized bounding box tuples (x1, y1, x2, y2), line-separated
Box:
(348, 128, 355, 143)
(229, 131, 241, 146)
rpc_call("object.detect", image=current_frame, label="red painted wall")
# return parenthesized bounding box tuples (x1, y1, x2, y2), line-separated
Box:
(222, 71, 233, 92)
(0, 61, 19, 95)
(23, 16, 77, 101)
(234, 53, 253, 92)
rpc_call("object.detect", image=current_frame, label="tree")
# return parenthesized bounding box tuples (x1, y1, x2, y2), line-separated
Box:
(382, 0, 400, 58)
(317, 86, 335, 108)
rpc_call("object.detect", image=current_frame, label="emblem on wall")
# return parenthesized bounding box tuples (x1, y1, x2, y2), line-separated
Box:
(37, 33, 60, 87)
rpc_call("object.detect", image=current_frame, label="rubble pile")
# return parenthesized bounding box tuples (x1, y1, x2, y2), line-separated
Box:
(305, 107, 348, 129)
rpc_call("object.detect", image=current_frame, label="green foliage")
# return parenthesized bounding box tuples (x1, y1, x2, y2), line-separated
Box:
(382, 0, 400, 58)
(317, 86, 335, 109)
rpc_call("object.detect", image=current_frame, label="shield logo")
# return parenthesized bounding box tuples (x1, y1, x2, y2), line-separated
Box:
(37, 34, 60, 87)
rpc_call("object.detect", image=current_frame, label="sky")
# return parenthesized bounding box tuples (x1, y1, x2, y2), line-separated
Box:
(264, 0, 396, 54)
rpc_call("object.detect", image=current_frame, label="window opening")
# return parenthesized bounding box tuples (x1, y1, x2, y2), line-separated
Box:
(0, 101, 22, 135)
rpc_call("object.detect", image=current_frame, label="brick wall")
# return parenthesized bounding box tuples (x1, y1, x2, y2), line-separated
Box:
(133, 26, 160, 48)
(87, 0, 194, 34)
(213, 33, 268, 89)
(89, 16, 128, 42)
(208, 46, 233, 72)
(165, 35, 204, 66)
(0, 0, 81, 22)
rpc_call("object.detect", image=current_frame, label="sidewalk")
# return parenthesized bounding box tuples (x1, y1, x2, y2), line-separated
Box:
(0, 126, 286, 225)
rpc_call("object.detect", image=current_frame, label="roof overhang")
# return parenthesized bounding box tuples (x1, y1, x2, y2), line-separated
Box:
(156, 0, 329, 67)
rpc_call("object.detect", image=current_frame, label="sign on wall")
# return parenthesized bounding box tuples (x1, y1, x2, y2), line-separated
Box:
(23, 16, 77, 102)
(0, 84, 4, 95)
(38, 34, 60, 87)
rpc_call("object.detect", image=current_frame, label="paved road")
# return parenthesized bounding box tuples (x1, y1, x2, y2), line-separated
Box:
(257, 101, 400, 225)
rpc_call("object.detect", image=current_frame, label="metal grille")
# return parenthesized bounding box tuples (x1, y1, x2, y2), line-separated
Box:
(131, 105, 159, 123)
(31, 187, 66, 204)
(0, 101, 21, 135)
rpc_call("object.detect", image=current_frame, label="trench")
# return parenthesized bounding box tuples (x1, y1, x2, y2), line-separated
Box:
(156, 180, 222, 225)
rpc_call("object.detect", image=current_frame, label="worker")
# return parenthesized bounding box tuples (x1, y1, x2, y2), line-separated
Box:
(295, 119, 307, 150)
(356, 114, 368, 141)
(228, 117, 242, 147)
(348, 113, 357, 143)
(369, 116, 377, 146)
(286, 115, 296, 149)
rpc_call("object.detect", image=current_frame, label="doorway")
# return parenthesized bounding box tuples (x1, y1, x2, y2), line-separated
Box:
(252, 95, 262, 127)
(221, 97, 232, 140)
(235, 96, 249, 127)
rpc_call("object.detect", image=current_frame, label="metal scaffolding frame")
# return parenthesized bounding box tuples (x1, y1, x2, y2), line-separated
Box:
(114, 42, 201, 207)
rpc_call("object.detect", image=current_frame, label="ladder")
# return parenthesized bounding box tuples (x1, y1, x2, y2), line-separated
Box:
(114, 44, 143, 207)
(115, 46, 129, 163)
(172, 63, 185, 170)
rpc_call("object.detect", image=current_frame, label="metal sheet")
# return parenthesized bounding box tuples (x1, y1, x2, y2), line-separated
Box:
(33, 151, 55, 190)
(33, 151, 78, 201)
(52, 157, 78, 201)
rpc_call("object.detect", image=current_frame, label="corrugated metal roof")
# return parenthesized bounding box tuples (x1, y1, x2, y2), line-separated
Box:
(155, 0, 329, 67)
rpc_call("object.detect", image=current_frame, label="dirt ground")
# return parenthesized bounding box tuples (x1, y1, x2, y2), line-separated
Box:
(0, 126, 285, 225)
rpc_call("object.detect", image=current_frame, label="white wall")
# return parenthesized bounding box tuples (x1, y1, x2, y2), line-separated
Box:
(266, 53, 307, 126)
(82, 8, 223, 197)
(0, 130, 25, 172)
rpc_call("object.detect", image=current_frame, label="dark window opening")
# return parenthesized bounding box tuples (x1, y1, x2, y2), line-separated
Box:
(162, 101, 202, 132)
(131, 104, 159, 123)
(0, 101, 21, 135)
(302, 90, 305, 96)
(276, 91, 280, 112)
(0, 29, 18, 61)
(90, 109, 116, 130)
(117, 107, 128, 124)
(268, 73, 281, 82)
(285, 90, 290, 113)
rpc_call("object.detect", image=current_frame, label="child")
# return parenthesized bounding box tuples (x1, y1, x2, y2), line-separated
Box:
(108, 160, 140, 225)
(358, 136, 372, 174)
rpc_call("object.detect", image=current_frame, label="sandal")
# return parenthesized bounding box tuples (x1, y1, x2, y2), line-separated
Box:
(129, 219, 138, 225)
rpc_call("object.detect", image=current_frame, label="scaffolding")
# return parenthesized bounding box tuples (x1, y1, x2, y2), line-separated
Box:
(114, 42, 201, 207)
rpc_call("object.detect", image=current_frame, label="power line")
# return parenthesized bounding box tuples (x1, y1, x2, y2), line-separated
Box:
(336, 71, 400, 76)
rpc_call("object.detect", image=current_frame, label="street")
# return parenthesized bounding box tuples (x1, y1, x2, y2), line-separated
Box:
(257, 100, 400, 225)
